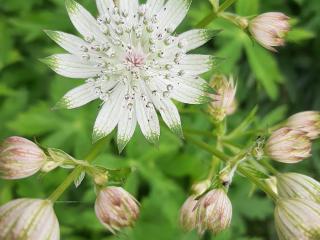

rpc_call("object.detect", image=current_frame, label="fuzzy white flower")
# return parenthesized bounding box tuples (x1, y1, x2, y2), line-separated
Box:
(43, 0, 217, 151)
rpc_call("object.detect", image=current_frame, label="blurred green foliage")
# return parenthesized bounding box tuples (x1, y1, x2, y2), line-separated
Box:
(0, 0, 319, 239)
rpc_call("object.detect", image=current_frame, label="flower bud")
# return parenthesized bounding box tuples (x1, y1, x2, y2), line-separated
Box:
(249, 12, 290, 51)
(0, 136, 47, 179)
(195, 189, 232, 235)
(209, 75, 237, 122)
(287, 111, 320, 140)
(274, 198, 320, 240)
(277, 172, 320, 202)
(265, 127, 312, 163)
(95, 187, 140, 233)
(0, 198, 60, 240)
(180, 196, 198, 231)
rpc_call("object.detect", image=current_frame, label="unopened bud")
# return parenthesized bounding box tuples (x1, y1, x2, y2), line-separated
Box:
(265, 127, 312, 163)
(195, 189, 232, 235)
(209, 75, 237, 122)
(180, 196, 198, 231)
(287, 111, 320, 140)
(95, 187, 140, 233)
(0, 136, 47, 179)
(0, 198, 59, 240)
(274, 198, 320, 240)
(277, 172, 320, 202)
(249, 12, 290, 52)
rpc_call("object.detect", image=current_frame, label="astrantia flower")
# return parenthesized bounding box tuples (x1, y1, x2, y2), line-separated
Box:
(0, 136, 47, 179)
(0, 198, 60, 240)
(43, 0, 217, 151)
(195, 188, 232, 235)
(265, 127, 312, 164)
(249, 12, 290, 51)
(95, 187, 140, 233)
(274, 198, 320, 240)
(208, 75, 237, 122)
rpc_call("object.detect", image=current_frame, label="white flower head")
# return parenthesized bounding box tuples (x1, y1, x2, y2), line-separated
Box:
(43, 0, 218, 151)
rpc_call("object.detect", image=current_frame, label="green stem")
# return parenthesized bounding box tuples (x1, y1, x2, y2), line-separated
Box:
(196, 0, 238, 28)
(196, 12, 217, 28)
(184, 133, 228, 161)
(48, 137, 108, 202)
(260, 159, 278, 175)
(185, 135, 278, 200)
(218, 0, 238, 13)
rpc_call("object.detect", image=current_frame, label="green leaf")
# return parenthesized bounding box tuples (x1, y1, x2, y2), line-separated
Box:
(286, 28, 315, 43)
(236, 0, 259, 16)
(244, 39, 283, 100)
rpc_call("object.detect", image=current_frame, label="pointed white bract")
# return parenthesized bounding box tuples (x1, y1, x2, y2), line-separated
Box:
(0, 136, 47, 180)
(274, 198, 320, 240)
(277, 172, 320, 202)
(0, 199, 60, 240)
(44, 0, 217, 150)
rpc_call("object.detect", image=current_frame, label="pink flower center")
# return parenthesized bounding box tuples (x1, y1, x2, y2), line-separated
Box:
(125, 50, 146, 68)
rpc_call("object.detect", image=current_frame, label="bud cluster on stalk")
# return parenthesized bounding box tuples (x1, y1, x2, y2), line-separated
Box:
(265, 111, 320, 164)
(0, 136, 140, 238)
(180, 176, 233, 235)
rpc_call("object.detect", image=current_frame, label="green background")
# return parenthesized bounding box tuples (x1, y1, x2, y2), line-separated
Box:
(0, 0, 319, 239)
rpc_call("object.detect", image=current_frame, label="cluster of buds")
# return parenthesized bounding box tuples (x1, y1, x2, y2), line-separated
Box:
(265, 111, 319, 164)
(249, 12, 290, 51)
(209, 75, 237, 122)
(0, 198, 59, 240)
(180, 187, 232, 235)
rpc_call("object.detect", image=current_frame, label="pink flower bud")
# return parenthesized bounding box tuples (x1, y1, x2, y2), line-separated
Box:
(287, 111, 320, 140)
(0, 136, 47, 179)
(249, 12, 290, 51)
(209, 75, 237, 121)
(95, 187, 140, 233)
(0, 198, 60, 240)
(195, 189, 232, 235)
(265, 127, 312, 163)
(180, 196, 198, 231)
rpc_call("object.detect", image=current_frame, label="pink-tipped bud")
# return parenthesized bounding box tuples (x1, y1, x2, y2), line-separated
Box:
(249, 12, 290, 51)
(265, 127, 312, 163)
(0, 136, 47, 179)
(195, 189, 232, 235)
(95, 187, 140, 233)
(180, 196, 198, 231)
(0, 198, 60, 240)
(287, 111, 320, 140)
(209, 75, 237, 122)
